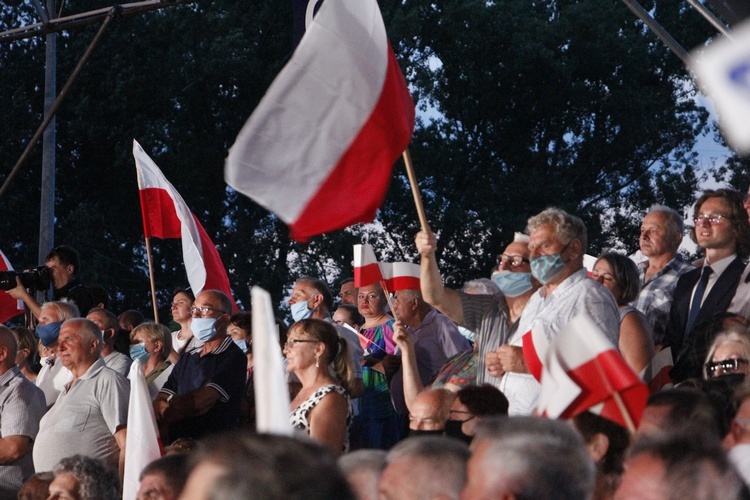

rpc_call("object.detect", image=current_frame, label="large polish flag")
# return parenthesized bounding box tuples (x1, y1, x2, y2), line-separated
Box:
(537, 315, 649, 431)
(134, 141, 237, 310)
(0, 250, 24, 323)
(225, 0, 415, 242)
(252, 286, 292, 435)
(123, 360, 162, 500)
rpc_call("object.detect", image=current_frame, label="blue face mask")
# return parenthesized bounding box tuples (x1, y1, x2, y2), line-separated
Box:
(530, 253, 567, 285)
(36, 321, 62, 347)
(129, 343, 149, 362)
(492, 270, 534, 297)
(191, 317, 218, 342)
(291, 300, 313, 323)
(234, 338, 248, 353)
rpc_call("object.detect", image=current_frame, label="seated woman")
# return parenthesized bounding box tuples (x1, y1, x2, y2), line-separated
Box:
(592, 253, 655, 374)
(285, 318, 355, 456)
(703, 326, 750, 382)
(130, 322, 174, 399)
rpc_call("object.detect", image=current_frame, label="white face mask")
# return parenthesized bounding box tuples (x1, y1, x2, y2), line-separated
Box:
(291, 300, 313, 322)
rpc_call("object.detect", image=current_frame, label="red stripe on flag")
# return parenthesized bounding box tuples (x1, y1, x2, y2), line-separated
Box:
(355, 263, 384, 288)
(138, 188, 182, 239)
(388, 276, 421, 292)
(522, 330, 543, 381)
(194, 216, 237, 312)
(289, 45, 414, 241)
(559, 350, 648, 427)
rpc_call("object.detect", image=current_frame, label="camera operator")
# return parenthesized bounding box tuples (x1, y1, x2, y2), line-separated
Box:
(5, 245, 93, 320)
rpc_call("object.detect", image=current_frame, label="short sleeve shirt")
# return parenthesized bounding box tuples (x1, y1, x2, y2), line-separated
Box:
(33, 359, 129, 472)
(159, 336, 247, 441)
(0, 366, 47, 496)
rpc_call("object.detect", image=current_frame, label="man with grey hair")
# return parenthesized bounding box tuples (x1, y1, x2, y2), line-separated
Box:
(0, 326, 46, 497)
(338, 450, 386, 500)
(33, 318, 129, 476)
(378, 436, 470, 500)
(487, 208, 619, 414)
(632, 204, 693, 345)
(388, 288, 470, 414)
(615, 434, 748, 499)
(415, 231, 539, 393)
(462, 416, 595, 499)
(48, 455, 120, 500)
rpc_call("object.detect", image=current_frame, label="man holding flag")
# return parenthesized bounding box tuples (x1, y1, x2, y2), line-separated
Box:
(487, 208, 619, 415)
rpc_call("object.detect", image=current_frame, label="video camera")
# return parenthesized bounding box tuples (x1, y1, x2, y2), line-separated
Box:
(0, 266, 51, 292)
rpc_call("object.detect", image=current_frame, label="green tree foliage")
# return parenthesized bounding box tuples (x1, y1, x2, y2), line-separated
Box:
(0, 0, 721, 319)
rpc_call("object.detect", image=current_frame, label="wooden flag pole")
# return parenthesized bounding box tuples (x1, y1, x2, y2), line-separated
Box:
(380, 279, 399, 322)
(144, 237, 160, 323)
(402, 148, 431, 234)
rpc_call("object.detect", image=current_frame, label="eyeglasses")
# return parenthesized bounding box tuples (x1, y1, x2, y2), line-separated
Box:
(496, 254, 530, 268)
(283, 339, 319, 349)
(705, 358, 749, 378)
(189, 306, 225, 316)
(694, 214, 730, 225)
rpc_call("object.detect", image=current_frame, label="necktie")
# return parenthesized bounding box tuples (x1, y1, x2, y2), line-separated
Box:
(685, 266, 713, 336)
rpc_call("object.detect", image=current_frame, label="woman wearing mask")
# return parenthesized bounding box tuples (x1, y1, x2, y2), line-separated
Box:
(286, 319, 354, 456)
(228, 312, 255, 429)
(130, 322, 174, 399)
(704, 326, 750, 382)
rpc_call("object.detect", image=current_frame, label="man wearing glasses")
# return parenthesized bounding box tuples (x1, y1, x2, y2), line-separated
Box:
(153, 290, 246, 443)
(666, 189, 750, 380)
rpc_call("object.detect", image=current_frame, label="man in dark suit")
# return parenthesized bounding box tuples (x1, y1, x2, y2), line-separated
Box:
(668, 189, 750, 381)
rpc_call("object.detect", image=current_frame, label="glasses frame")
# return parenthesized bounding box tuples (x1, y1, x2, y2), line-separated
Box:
(495, 254, 530, 268)
(694, 214, 730, 225)
(705, 358, 749, 378)
(189, 306, 225, 316)
(283, 339, 320, 350)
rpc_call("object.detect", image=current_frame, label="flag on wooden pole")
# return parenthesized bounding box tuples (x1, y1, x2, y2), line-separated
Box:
(134, 140, 237, 310)
(225, 0, 415, 242)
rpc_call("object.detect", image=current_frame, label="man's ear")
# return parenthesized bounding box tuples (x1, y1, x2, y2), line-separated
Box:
(567, 238, 583, 260)
(311, 293, 324, 309)
(153, 340, 163, 354)
(215, 314, 231, 334)
(586, 432, 610, 463)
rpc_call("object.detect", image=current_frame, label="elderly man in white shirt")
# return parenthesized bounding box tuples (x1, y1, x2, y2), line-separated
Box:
(487, 208, 620, 415)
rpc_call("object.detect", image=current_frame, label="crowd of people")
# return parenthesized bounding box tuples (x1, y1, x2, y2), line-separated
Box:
(5, 187, 750, 498)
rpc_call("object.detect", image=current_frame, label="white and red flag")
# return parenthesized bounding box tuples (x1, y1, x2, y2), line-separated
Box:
(123, 359, 162, 500)
(521, 325, 550, 382)
(252, 286, 293, 435)
(353, 244, 420, 291)
(0, 250, 24, 323)
(225, 0, 415, 242)
(641, 347, 674, 393)
(134, 141, 237, 310)
(354, 244, 383, 288)
(537, 315, 649, 431)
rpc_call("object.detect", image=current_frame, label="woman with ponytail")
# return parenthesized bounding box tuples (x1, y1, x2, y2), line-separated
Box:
(285, 318, 354, 455)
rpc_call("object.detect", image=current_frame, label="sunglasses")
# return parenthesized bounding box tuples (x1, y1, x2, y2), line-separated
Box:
(705, 358, 749, 378)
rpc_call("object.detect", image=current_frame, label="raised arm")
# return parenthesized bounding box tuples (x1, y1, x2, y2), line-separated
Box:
(393, 321, 423, 411)
(415, 231, 464, 325)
